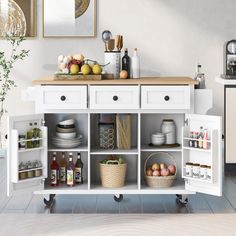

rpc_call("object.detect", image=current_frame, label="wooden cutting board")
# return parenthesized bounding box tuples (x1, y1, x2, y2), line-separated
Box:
(54, 74, 102, 81)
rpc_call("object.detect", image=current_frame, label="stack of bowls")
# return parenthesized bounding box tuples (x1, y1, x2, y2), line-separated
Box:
(151, 133, 165, 146)
(52, 119, 83, 148)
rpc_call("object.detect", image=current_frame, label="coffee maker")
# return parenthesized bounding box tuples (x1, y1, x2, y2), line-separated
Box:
(224, 40, 236, 78)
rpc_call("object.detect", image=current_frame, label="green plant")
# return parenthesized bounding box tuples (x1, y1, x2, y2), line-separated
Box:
(0, 34, 29, 148)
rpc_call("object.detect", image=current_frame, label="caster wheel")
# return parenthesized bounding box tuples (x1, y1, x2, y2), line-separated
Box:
(44, 194, 56, 208)
(114, 194, 123, 202)
(176, 197, 188, 206)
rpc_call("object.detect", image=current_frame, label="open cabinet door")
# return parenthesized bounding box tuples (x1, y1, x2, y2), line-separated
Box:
(7, 114, 48, 196)
(182, 114, 222, 196)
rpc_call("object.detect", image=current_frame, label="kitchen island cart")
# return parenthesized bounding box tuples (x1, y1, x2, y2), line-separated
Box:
(7, 77, 222, 207)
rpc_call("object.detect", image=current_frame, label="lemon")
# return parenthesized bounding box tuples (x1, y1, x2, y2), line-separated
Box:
(81, 64, 91, 75)
(92, 64, 102, 75)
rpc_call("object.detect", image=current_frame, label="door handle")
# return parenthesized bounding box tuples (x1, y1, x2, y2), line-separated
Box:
(113, 95, 118, 101)
(60, 95, 66, 101)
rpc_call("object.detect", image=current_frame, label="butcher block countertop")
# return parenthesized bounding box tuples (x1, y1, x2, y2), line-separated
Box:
(32, 76, 197, 85)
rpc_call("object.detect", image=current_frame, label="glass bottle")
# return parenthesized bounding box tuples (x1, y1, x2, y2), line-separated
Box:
(26, 123, 34, 149)
(122, 48, 130, 78)
(50, 152, 59, 187)
(75, 153, 84, 184)
(203, 129, 209, 150)
(33, 122, 41, 148)
(67, 153, 75, 187)
(194, 64, 206, 89)
(59, 152, 67, 184)
(131, 48, 140, 79)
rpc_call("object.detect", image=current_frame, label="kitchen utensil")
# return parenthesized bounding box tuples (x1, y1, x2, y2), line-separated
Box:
(107, 39, 115, 51)
(56, 127, 76, 133)
(115, 35, 120, 51)
(104, 51, 121, 78)
(102, 30, 112, 51)
(56, 132, 76, 139)
(118, 36, 123, 51)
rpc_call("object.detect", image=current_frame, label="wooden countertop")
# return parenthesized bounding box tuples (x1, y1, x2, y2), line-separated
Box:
(32, 76, 197, 85)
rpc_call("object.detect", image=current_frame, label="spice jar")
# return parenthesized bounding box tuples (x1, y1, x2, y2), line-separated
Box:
(26, 161, 34, 178)
(18, 135, 26, 150)
(161, 119, 176, 144)
(19, 172, 27, 180)
(34, 160, 42, 177)
(192, 163, 200, 178)
(200, 165, 208, 180)
(185, 162, 193, 177)
(207, 166, 212, 181)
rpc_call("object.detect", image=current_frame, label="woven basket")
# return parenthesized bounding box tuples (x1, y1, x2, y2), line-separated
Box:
(99, 160, 127, 188)
(144, 152, 177, 188)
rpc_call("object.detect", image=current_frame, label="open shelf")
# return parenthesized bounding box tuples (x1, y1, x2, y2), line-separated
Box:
(90, 182, 138, 190)
(183, 137, 211, 143)
(90, 148, 138, 155)
(141, 145, 182, 152)
(183, 146, 211, 153)
(48, 145, 88, 152)
(18, 176, 46, 183)
(19, 167, 44, 173)
(18, 147, 45, 153)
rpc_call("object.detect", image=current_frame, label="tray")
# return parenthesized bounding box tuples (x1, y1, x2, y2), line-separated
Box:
(53, 73, 114, 81)
(149, 143, 180, 148)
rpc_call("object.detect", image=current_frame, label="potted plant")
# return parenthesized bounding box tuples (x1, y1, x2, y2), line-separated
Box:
(0, 34, 29, 157)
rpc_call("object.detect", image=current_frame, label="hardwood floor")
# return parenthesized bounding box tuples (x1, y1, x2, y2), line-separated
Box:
(1, 158, 236, 214)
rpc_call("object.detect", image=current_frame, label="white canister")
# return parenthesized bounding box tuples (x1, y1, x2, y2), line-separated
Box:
(104, 51, 121, 78)
(192, 163, 200, 178)
(207, 166, 212, 181)
(185, 162, 193, 177)
(161, 119, 176, 144)
(200, 165, 208, 180)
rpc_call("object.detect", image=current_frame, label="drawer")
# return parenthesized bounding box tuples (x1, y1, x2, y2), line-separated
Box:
(36, 86, 87, 111)
(141, 86, 191, 109)
(90, 86, 139, 109)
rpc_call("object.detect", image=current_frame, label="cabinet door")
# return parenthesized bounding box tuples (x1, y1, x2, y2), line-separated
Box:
(7, 114, 48, 196)
(182, 114, 222, 196)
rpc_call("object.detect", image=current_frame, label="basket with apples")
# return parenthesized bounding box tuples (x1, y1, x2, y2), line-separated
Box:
(57, 54, 104, 76)
(144, 152, 177, 188)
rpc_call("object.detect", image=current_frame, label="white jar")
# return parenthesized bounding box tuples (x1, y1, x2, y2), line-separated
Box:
(200, 165, 208, 180)
(161, 119, 176, 144)
(207, 166, 212, 181)
(192, 164, 200, 178)
(185, 163, 193, 177)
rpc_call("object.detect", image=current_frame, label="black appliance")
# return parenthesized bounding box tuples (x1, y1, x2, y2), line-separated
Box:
(224, 40, 236, 78)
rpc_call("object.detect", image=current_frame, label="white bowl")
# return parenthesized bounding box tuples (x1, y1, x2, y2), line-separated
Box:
(58, 119, 75, 126)
(56, 132, 76, 139)
(152, 133, 165, 138)
(151, 136, 165, 146)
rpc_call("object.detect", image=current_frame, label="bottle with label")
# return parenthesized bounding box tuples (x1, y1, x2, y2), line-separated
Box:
(198, 126, 204, 149)
(75, 153, 84, 184)
(122, 48, 130, 78)
(59, 152, 67, 184)
(26, 123, 34, 149)
(203, 129, 209, 150)
(67, 153, 75, 187)
(131, 48, 140, 79)
(33, 122, 41, 148)
(194, 64, 206, 89)
(50, 152, 59, 187)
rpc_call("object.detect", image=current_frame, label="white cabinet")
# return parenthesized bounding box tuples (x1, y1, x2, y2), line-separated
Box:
(141, 86, 191, 110)
(7, 83, 223, 205)
(90, 86, 139, 110)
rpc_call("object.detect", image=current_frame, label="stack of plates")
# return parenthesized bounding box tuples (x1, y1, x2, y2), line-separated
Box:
(151, 133, 165, 146)
(52, 119, 83, 148)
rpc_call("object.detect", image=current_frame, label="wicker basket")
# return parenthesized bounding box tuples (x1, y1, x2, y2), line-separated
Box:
(144, 152, 177, 188)
(99, 160, 127, 188)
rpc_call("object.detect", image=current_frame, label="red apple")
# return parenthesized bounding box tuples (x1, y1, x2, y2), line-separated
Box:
(152, 170, 161, 176)
(161, 168, 170, 176)
(168, 164, 176, 175)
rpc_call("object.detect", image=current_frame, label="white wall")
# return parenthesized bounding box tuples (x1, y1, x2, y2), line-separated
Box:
(1, 0, 236, 127)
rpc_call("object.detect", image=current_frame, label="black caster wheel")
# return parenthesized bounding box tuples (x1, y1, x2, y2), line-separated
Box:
(176, 196, 188, 206)
(114, 194, 123, 202)
(44, 194, 56, 208)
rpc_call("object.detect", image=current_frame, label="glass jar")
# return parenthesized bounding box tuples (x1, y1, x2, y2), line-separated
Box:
(192, 163, 200, 178)
(18, 135, 26, 150)
(200, 165, 208, 180)
(207, 166, 212, 181)
(161, 119, 176, 144)
(185, 162, 193, 177)
(19, 172, 27, 180)
(99, 122, 115, 149)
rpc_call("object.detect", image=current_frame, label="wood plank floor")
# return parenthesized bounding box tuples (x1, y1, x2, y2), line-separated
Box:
(1, 158, 236, 214)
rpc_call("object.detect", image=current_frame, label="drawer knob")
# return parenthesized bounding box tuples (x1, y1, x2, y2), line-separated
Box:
(60, 95, 66, 101)
(113, 95, 118, 101)
(164, 95, 170, 101)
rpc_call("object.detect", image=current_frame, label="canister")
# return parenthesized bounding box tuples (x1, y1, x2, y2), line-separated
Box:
(200, 165, 208, 180)
(185, 162, 193, 177)
(192, 163, 200, 178)
(207, 166, 212, 181)
(161, 119, 176, 144)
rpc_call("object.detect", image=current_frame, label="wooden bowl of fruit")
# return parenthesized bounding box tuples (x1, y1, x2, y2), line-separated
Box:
(144, 152, 177, 188)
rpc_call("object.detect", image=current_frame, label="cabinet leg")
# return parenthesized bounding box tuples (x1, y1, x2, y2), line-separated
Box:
(114, 194, 123, 202)
(44, 194, 56, 208)
(176, 194, 188, 206)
